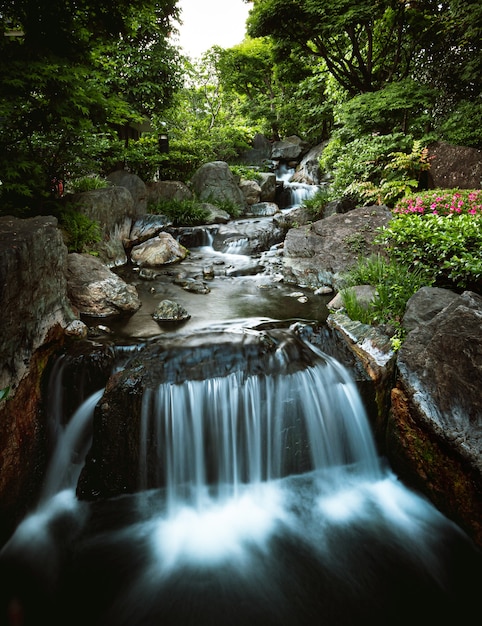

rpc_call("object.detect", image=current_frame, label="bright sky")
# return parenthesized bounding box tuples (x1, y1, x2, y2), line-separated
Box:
(176, 0, 251, 59)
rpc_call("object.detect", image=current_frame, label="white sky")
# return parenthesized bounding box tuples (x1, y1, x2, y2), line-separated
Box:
(175, 0, 251, 59)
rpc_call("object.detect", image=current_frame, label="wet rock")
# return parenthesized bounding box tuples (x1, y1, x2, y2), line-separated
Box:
(127, 215, 173, 248)
(190, 161, 246, 212)
(67, 253, 141, 317)
(388, 290, 482, 546)
(152, 300, 191, 323)
(131, 232, 188, 267)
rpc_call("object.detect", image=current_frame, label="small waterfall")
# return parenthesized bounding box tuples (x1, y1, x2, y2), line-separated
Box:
(276, 164, 320, 208)
(1, 326, 480, 626)
(138, 350, 380, 514)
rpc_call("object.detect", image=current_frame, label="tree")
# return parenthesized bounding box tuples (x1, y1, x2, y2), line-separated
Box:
(0, 0, 181, 213)
(246, 0, 442, 96)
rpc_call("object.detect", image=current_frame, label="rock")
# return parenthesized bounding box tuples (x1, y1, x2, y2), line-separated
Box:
(0, 215, 75, 544)
(146, 180, 193, 205)
(67, 253, 141, 317)
(64, 186, 136, 236)
(64, 319, 89, 339)
(428, 142, 482, 189)
(291, 141, 327, 185)
(0, 216, 74, 395)
(200, 203, 231, 224)
(130, 232, 188, 267)
(107, 170, 148, 214)
(239, 179, 261, 205)
(248, 202, 280, 217)
(271, 135, 310, 161)
(152, 299, 191, 323)
(239, 133, 273, 164)
(127, 215, 173, 248)
(388, 290, 482, 546)
(328, 285, 378, 311)
(213, 219, 285, 255)
(402, 286, 459, 332)
(190, 161, 246, 212)
(255, 172, 276, 203)
(282, 205, 392, 289)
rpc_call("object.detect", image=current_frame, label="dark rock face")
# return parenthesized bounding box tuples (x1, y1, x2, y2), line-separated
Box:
(387, 291, 482, 546)
(428, 142, 482, 189)
(0, 216, 74, 544)
(0, 216, 73, 398)
(282, 205, 392, 289)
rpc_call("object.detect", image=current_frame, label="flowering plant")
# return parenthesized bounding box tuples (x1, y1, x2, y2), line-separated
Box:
(393, 189, 482, 216)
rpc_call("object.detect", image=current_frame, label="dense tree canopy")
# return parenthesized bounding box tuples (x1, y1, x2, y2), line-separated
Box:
(0, 0, 181, 212)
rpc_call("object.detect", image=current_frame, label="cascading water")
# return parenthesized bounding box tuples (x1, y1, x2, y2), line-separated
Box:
(0, 323, 480, 626)
(276, 164, 321, 208)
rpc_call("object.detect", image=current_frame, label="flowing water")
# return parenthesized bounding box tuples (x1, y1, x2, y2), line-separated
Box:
(0, 207, 480, 625)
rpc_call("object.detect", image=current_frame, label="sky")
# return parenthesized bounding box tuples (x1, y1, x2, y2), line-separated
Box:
(176, 0, 251, 59)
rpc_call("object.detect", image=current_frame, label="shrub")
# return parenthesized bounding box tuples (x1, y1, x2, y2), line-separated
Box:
(149, 199, 210, 226)
(341, 254, 429, 327)
(68, 175, 109, 193)
(57, 207, 102, 252)
(376, 190, 482, 290)
(301, 186, 331, 219)
(319, 132, 417, 203)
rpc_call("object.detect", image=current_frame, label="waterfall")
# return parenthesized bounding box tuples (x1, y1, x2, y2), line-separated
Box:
(138, 350, 381, 514)
(276, 164, 320, 208)
(1, 326, 480, 626)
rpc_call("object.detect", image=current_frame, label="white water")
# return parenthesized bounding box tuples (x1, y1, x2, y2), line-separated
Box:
(1, 328, 479, 625)
(276, 164, 321, 208)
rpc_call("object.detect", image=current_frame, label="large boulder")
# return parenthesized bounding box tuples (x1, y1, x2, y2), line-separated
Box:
(388, 290, 482, 547)
(146, 180, 193, 206)
(66, 185, 136, 235)
(428, 142, 482, 189)
(282, 205, 392, 289)
(0, 216, 75, 544)
(271, 135, 310, 161)
(190, 161, 246, 212)
(107, 170, 148, 214)
(67, 253, 141, 317)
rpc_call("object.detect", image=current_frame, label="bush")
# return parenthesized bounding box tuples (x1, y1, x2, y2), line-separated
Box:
(376, 190, 482, 291)
(340, 254, 429, 331)
(57, 207, 102, 252)
(149, 199, 210, 226)
(301, 186, 331, 219)
(68, 175, 109, 193)
(319, 132, 419, 203)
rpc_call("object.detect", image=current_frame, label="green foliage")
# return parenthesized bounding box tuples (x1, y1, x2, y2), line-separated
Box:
(336, 80, 437, 137)
(148, 199, 210, 226)
(340, 254, 429, 335)
(0, 387, 10, 402)
(0, 0, 181, 211)
(57, 207, 102, 252)
(69, 175, 109, 193)
(320, 132, 420, 203)
(344, 140, 432, 206)
(301, 186, 331, 219)
(230, 166, 263, 183)
(376, 192, 482, 290)
(438, 101, 482, 149)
